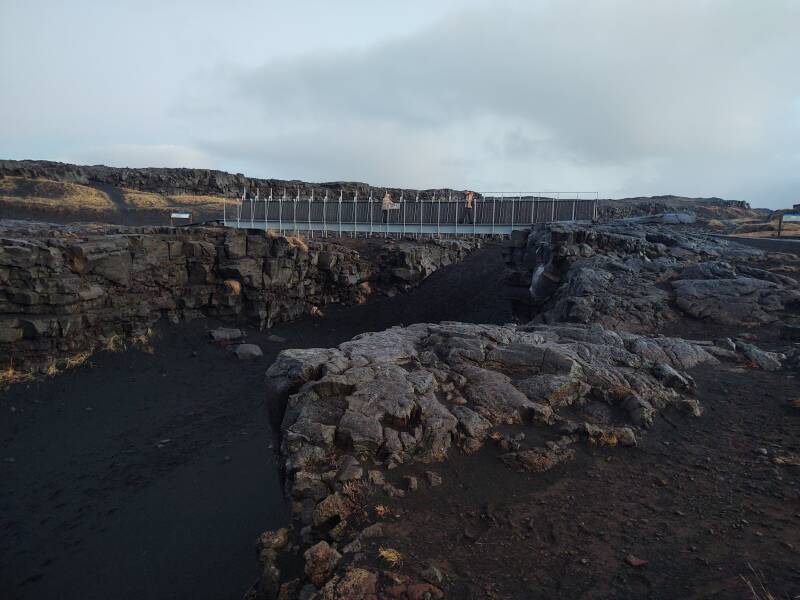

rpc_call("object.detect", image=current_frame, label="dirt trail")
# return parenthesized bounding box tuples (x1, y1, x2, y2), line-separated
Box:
(0, 244, 511, 600)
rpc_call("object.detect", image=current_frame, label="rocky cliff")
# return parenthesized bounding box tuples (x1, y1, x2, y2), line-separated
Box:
(0, 221, 478, 371)
(504, 221, 800, 333)
(0, 159, 468, 201)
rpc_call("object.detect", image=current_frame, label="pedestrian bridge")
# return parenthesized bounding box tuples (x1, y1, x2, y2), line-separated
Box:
(223, 191, 598, 236)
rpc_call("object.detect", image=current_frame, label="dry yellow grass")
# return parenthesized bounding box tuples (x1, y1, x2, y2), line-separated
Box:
(285, 235, 309, 252)
(121, 189, 238, 212)
(102, 333, 125, 352)
(0, 328, 155, 389)
(731, 215, 800, 238)
(168, 194, 238, 208)
(122, 189, 168, 209)
(588, 431, 619, 447)
(740, 564, 778, 600)
(378, 547, 404, 568)
(0, 176, 114, 212)
(44, 362, 59, 376)
(101, 328, 154, 353)
(0, 365, 34, 388)
(65, 349, 93, 369)
(341, 480, 373, 509)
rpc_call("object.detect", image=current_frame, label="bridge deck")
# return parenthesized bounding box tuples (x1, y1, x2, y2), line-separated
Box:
(222, 220, 538, 234)
(223, 196, 597, 236)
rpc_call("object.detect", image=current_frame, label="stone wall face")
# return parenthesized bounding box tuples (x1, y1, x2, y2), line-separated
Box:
(0, 222, 478, 369)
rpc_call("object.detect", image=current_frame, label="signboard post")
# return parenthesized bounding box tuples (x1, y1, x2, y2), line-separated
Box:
(780, 213, 800, 237)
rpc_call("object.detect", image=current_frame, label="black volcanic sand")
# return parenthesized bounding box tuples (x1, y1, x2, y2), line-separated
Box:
(363, 362, 800, 599)
(350, 236, 800, 599)
(0, 243, 513, 600)
(3, 236, 799, 600)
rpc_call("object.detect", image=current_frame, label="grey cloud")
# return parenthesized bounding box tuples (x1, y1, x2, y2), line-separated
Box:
(208, 0, 800, 204)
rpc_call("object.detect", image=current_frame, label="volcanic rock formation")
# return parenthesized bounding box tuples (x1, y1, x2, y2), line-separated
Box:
(0, 221, 478, 370)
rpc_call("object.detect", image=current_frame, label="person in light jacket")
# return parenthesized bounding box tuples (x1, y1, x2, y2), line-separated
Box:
(460, 190, 475, 224)
(381, 191, 393, 224)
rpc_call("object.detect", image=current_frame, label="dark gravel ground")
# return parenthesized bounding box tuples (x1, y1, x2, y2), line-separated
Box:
(2, 233, 798, 600)
(0, 243, 512, 600)
(363, 330, 800, 599)
(346, 234, 800, 599)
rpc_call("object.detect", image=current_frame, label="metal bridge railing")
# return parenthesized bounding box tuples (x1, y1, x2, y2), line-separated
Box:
(223, 190, 598, 236)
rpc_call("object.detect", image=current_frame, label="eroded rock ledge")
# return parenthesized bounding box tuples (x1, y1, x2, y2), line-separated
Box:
(0, 221, 478, 370)
(253, 320, 783, 598)
(506, 221, 800, 332)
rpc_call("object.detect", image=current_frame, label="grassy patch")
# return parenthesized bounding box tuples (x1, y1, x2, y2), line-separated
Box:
(122, 189, 169, 209)
(378, 547, 404, 568)
(0, 176, 114, 212)
(167, 194, 237, 209)
(0, 364, 34, 388)
(121, 189, 238, 213)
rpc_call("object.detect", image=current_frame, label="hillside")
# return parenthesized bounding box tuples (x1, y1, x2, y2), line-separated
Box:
(0, 159, 774, 227)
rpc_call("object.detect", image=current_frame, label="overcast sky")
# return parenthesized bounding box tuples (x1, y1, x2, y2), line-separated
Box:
(1, 0, 799, 207)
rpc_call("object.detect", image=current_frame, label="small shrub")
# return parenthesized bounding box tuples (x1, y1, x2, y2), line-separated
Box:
(285, 235, 309, 252)
(103, 334, 125, 352)
(378, 547, 404, 568)
(65, 350, 93, 369)
(0, 365, 34, 388)
(342, 480, 373, 509)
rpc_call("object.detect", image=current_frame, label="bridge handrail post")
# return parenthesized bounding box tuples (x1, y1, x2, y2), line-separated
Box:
(401, 191, 406, 237)
(417, 192, 421, 237)
(237, 186, 242, 228)
(473, 193, 476, 235)
(323, 191, 327, 237)
(294, 188, 299, 234)
(279, 189, 284, 234)
(251, 189, 256, 228)
(572, 193, 577, 221)
(491, 195, 496, 235)
(338, 190, 342, 238)
(266, 188, 272, 232)
(455, 193, 459, 236)
(369, 191, 373, 236)
(436, 193, 441, 238)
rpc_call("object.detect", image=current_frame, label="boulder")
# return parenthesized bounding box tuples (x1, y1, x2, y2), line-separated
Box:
(209, 327, 243, 342)
(304, 541, 341, 587)
(234, 343, 263, 360)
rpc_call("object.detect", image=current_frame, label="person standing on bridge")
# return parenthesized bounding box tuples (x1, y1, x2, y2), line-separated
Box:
(460, 190, 475, 224)
(381, 190, 393, 224)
